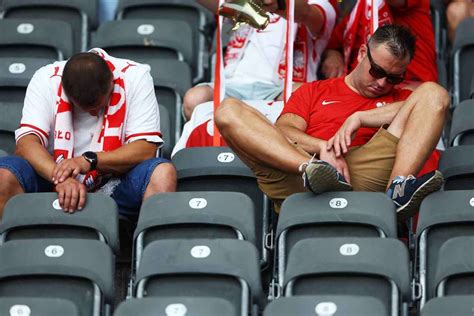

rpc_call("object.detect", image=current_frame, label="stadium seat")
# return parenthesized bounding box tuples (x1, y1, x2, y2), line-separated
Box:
(0, 19, 73, 60)
(0, 0, 98, 52)
(92, 20, 193, 68)
(116, 0, 215, 83)
(263, 295, 388, 316)
(172, 146, 271, 266)
(133, 191, 257, 274)
(439, 146, 474, 190)
(449, 100, 474, 146)
(421, 295, 474, 316)
(0, 102, 22, 154)
(158, 104, 172, 158)
(114, 297, 237, 316)
(0, 297, 79, 316)
(0, 57, 54, 102)
(133, 239, 263, 315)
(147, 59, 192, 150)
(430, 0, 448, 60)
(432, 237, 474, 297)
(0, 149, 7, 158)
(436, 58, 448, 89)
(0, 192, 120, 254)
(416, 190, 474, 308)
(282, 238, 410, 316)
(275, 192, 397, 287)
(452, 18, 474, 106)
(0, 239, 114, 316)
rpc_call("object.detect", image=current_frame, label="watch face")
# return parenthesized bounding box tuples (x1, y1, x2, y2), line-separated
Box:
(84, 151, 97, 160)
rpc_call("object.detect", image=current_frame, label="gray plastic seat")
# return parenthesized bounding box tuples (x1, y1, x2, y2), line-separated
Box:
(0, 57, 54, 102)
(433, 237, 474, 298)
(172, 146, 270, 266)
(133, 191, 257, 275)
(0, 239, 114, 316)
(416, 191, 474, 308)
(449, 100, 474, 146)
(0, 101, 22, 154)
(439, 146, 474, 190)
(92, 19, 193, 67)
(134, 239, 262, 316)
(0, 0, 98, 52)
(0, 297, 79, 316)
(114, 297, 237, 316)
(117, 0, 214, 83)
(452, 18, 474, 106)
(0, 192, 120, 253)
(148, 59, 192, 149)
(158, 104, 172, 159)
(263, 295, 388, 316)
(421, 295, 474, 316)
(275, 192, 397, 287)
(283, 238, 410, 316)
(0, 19, 73, 59)
(0, 149, 7, 157)
(430, 0, 448, 60)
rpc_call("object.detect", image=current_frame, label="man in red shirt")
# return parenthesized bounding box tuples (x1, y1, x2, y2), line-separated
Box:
(215, 25, 449, 220)
(321, 0, 437, 87)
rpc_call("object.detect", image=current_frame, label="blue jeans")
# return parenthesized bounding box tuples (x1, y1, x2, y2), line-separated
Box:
(0, 156, 170, 216)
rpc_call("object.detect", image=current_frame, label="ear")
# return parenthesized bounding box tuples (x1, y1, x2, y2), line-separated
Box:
(357, 44, 367, 64)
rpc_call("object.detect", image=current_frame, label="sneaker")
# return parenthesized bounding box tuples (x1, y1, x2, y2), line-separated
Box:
(387, 170, 444, 221)
(303, 160, 353, 194)
(218, 0, 270, 30)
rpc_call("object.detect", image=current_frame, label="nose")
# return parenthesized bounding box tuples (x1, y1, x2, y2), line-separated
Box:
(375, 77, 388, 87)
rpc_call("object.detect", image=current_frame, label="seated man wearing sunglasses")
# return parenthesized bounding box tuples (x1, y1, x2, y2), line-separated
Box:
(214, 24, 449, 220)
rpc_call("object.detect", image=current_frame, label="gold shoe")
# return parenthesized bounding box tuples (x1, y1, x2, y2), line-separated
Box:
(218, 0, 270, 30)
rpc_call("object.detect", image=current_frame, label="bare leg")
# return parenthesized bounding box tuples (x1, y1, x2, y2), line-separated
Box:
(143, 163, 177, 200)
(0, 169, 24, 218)
(386, 82, 449, 185)
(215, 98, 310, 173)
(447, 1, 474, 43)
(183, 85, 214, 120)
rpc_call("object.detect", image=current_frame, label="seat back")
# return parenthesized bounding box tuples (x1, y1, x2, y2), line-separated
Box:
(117, 0, 215, 83)
(416, 191, 474, 308)
(439, 146, 474, 190)
(449, 100, 474, 146)
(452, 18, 474, 105)
(0, 102, 22, 154)
(0, 19, 73, 59)
(1, 0, 98, 52)
(421, 295, 474, 316)
(158, 104, 172, 158)
(0, 297, 79, 316)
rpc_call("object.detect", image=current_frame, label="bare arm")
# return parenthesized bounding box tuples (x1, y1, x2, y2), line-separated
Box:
(275, 113, 326, 154)
(15, 134, 57, 182)
(356, 101, 404, 127)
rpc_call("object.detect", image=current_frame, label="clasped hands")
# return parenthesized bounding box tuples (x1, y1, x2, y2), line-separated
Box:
(51, 156, 92, 213)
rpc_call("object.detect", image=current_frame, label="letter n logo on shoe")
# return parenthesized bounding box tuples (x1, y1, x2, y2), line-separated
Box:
(392, 182, 406, 199)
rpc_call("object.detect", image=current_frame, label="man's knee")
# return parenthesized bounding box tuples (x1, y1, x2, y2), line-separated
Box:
(447, 2, 468, 23)
(183, 86, 212, 118)
(215, 97, 246, 130)
(417, 82, 450, 112)
(148, 162, 177, 192)
(0, 168, 23, 195)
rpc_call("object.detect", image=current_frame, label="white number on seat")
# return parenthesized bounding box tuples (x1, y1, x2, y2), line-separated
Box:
(165, 303, 187, 316)
(190, 245, 211, 258)
(137, 24, 155, 35)
(217, 152, 235, 163)
(470, 198, 474, 207)
(339, 243, 359, 256)
(10, 305, 31, 316)
(9, 63, 26, 74)
(17, 23, 34, 34)
(189, 198, 207, 209)
(44, 245, 64, 258)
(315, 302, 337, 315)
(329, 198, 348, 209)
(52, 199, 62, 210)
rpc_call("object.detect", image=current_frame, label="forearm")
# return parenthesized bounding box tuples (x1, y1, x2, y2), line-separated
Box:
(273, 1, 325, 35)
(277, 125, 325, 154)
(97, 140, 158, 175)
(15, 135, 56, 182)
(356, 101, 404, 128)
(197, 0, 219, 12)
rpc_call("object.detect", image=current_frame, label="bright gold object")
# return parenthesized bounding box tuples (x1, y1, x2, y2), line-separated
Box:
(218, 0, 270, 30)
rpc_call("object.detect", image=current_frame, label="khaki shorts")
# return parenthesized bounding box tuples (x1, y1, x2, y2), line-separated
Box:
(247, 128, 399, 212)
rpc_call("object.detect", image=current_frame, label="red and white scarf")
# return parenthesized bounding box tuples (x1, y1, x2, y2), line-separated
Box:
(342, 0, 393, 72)
(53, 48, 132, 190)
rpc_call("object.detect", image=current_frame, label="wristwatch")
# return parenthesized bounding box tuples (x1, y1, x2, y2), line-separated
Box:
(82, 151, 98, 171)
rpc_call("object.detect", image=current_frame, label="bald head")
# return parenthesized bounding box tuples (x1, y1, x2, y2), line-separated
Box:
(62, 52, 113, 109)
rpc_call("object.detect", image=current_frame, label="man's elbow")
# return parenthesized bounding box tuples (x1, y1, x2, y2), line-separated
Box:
(142, 142, 159, 160)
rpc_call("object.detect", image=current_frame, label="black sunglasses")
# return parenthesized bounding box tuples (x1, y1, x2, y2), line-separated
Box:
(366, 45, 405, 85)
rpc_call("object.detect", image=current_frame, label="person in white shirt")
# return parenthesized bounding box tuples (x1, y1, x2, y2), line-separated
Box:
(182, 0, 337, 120)
(0, 49, 177, 217)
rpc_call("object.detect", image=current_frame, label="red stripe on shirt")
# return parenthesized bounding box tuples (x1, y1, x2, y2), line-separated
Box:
(16, 130, 46, 147)
(125, 132, 162, 142)
(19, 124, 49, 138)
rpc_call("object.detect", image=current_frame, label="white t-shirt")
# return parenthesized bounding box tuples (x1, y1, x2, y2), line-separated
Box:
(15, 59, 162, 156)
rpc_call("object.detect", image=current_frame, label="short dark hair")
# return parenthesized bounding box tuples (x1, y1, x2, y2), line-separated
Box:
(368, 24, 416, 61)
(62, 52, 113, 108)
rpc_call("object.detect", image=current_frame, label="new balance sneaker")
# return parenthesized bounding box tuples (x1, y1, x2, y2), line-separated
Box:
(218, 0, 270, 30)
(387, 170, 444, 221)
(303, 160, 353, 194)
